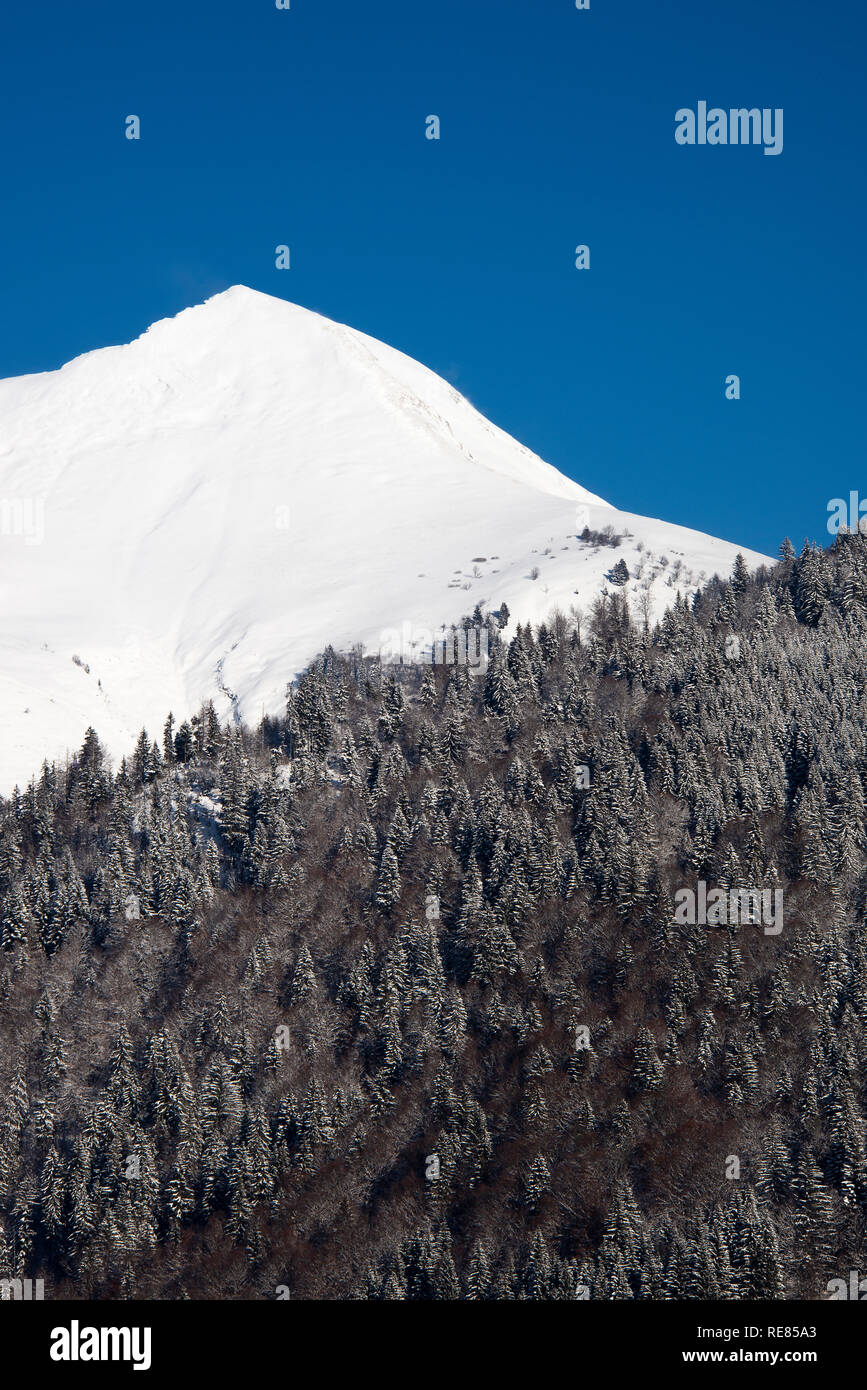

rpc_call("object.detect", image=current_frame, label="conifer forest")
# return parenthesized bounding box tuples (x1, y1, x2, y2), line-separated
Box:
(2, 535, 866, 1302)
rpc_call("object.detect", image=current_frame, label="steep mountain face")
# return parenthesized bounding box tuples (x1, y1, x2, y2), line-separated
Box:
(0, 286, 769, 787)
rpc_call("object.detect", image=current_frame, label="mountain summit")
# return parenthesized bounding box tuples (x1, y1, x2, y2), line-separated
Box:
(0, 286, 768, 787)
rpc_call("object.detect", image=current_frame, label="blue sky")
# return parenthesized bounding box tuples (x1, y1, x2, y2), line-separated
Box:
(0, 0, 863, 557)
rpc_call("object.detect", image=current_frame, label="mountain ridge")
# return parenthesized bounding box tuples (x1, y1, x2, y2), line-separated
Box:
(0, 287, 770, 788)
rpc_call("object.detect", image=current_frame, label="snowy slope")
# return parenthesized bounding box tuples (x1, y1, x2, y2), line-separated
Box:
(0, 286, 770, 789)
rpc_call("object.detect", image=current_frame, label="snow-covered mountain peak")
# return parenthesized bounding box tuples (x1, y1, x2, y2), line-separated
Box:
(0, 289, 770, 788)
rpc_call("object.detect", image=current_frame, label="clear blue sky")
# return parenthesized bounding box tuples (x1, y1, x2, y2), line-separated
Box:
(1, 0, 863, 557)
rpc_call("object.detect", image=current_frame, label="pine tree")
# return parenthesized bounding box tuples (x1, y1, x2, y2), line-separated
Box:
(375, 844, 401, 912)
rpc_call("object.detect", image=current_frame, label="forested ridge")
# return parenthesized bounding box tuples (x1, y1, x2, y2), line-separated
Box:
(1, 533, 866, 1300)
